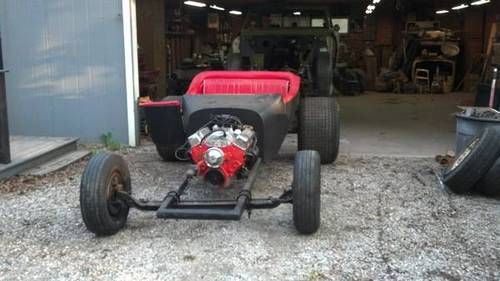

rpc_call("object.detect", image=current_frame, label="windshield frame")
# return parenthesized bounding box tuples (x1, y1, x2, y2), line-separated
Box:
(242, 6, 333, 30)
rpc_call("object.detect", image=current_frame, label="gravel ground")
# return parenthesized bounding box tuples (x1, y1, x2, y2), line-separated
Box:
(0, 142, 499, 281)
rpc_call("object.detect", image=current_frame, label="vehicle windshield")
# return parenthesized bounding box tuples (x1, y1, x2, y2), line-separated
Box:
(243, 8, 331, 29)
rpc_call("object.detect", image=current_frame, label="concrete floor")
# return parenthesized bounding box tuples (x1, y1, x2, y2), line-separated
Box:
(337, 92, 475, 158)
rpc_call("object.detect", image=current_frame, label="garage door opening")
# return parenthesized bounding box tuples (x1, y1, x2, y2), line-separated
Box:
(132, 0, 499, 158)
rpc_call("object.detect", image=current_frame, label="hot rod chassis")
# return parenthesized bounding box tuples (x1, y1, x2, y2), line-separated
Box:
(116, 158, 292, 220)
(80, 71, 336, 236)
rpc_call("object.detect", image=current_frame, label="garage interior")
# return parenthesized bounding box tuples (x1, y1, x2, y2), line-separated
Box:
(135, 0, 499, 157)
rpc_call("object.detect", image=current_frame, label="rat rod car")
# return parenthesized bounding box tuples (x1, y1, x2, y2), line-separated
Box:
(80, 71, 339, 236)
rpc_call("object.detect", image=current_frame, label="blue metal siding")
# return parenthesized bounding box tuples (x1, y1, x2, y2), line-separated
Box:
(0, 0, 130, 143)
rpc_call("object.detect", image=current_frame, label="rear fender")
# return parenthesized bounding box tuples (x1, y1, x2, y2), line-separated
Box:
(140, 100, 186, 148)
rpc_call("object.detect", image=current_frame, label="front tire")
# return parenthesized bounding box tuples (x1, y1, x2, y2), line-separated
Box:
(80, 152, 131, 236)
(293, 150, 321, 235)
(298, 97, 340, 164)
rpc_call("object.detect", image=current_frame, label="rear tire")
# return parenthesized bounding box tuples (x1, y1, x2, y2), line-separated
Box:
(443, 127, 500, 194)
(293, 151, 321, 235)
(316, 52, 334, 96)
(80, 152, 131, 236)
(156, 145, 178, 162)
(298, 97, 340, 164)
(152, 95, 184, 162)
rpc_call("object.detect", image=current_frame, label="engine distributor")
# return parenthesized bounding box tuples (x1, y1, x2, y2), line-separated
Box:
(188, 116, 258, 187)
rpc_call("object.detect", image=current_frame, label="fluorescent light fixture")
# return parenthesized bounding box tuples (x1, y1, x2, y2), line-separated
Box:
(209, 4, 225, 11)
(367, 4, 376, 10)
(184, 1, 206, 8)
(229, 10, 242, 15)
(451, 3, 469, 10)
(293, 11, 301, 16)
(435, 10, 449, 14)
(471, 0, 490, 6)
(373, 0, 381, 3)
(365, 9, 373, 14)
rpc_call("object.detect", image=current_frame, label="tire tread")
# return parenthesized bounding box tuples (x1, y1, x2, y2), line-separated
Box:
(80, 152, 131, 236)
(444, 127, 500, 193)
(298, 97, 340, 164)
(293, 150, 321, 234)
(476, 157, 500, 197)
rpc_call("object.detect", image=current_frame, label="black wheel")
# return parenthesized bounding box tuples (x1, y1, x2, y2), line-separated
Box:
(298, 97, 340, 164)
(443, 127, 500, 194)
(152, 95, 183, 162)
(476, 158, 500, 197)
(292, 150, 321, 235)
(156, 145, 178, 162)
(150, 95, 185, 162)
(315, 50, 334, 96)
(80, 152, 131, 236)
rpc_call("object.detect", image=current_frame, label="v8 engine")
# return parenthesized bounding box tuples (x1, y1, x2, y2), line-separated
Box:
(188, 115, 258, 187)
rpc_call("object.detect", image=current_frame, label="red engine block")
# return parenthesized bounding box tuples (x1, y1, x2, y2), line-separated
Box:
(190, 143, 247, 187)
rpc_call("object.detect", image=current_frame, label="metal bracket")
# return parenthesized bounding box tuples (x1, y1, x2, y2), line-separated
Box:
(279, 188, 293, 203)
(0, 69, 9, 74)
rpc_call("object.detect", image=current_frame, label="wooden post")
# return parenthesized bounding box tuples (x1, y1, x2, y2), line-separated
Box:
(481, 23, 497, 82)
(0, 34, 11, 164)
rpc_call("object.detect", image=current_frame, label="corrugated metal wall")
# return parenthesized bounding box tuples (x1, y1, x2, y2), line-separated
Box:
(0, 0, 130, 143)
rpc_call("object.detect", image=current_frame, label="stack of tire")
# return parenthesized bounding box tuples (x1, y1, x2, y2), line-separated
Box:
(443, 127, 500, 197)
